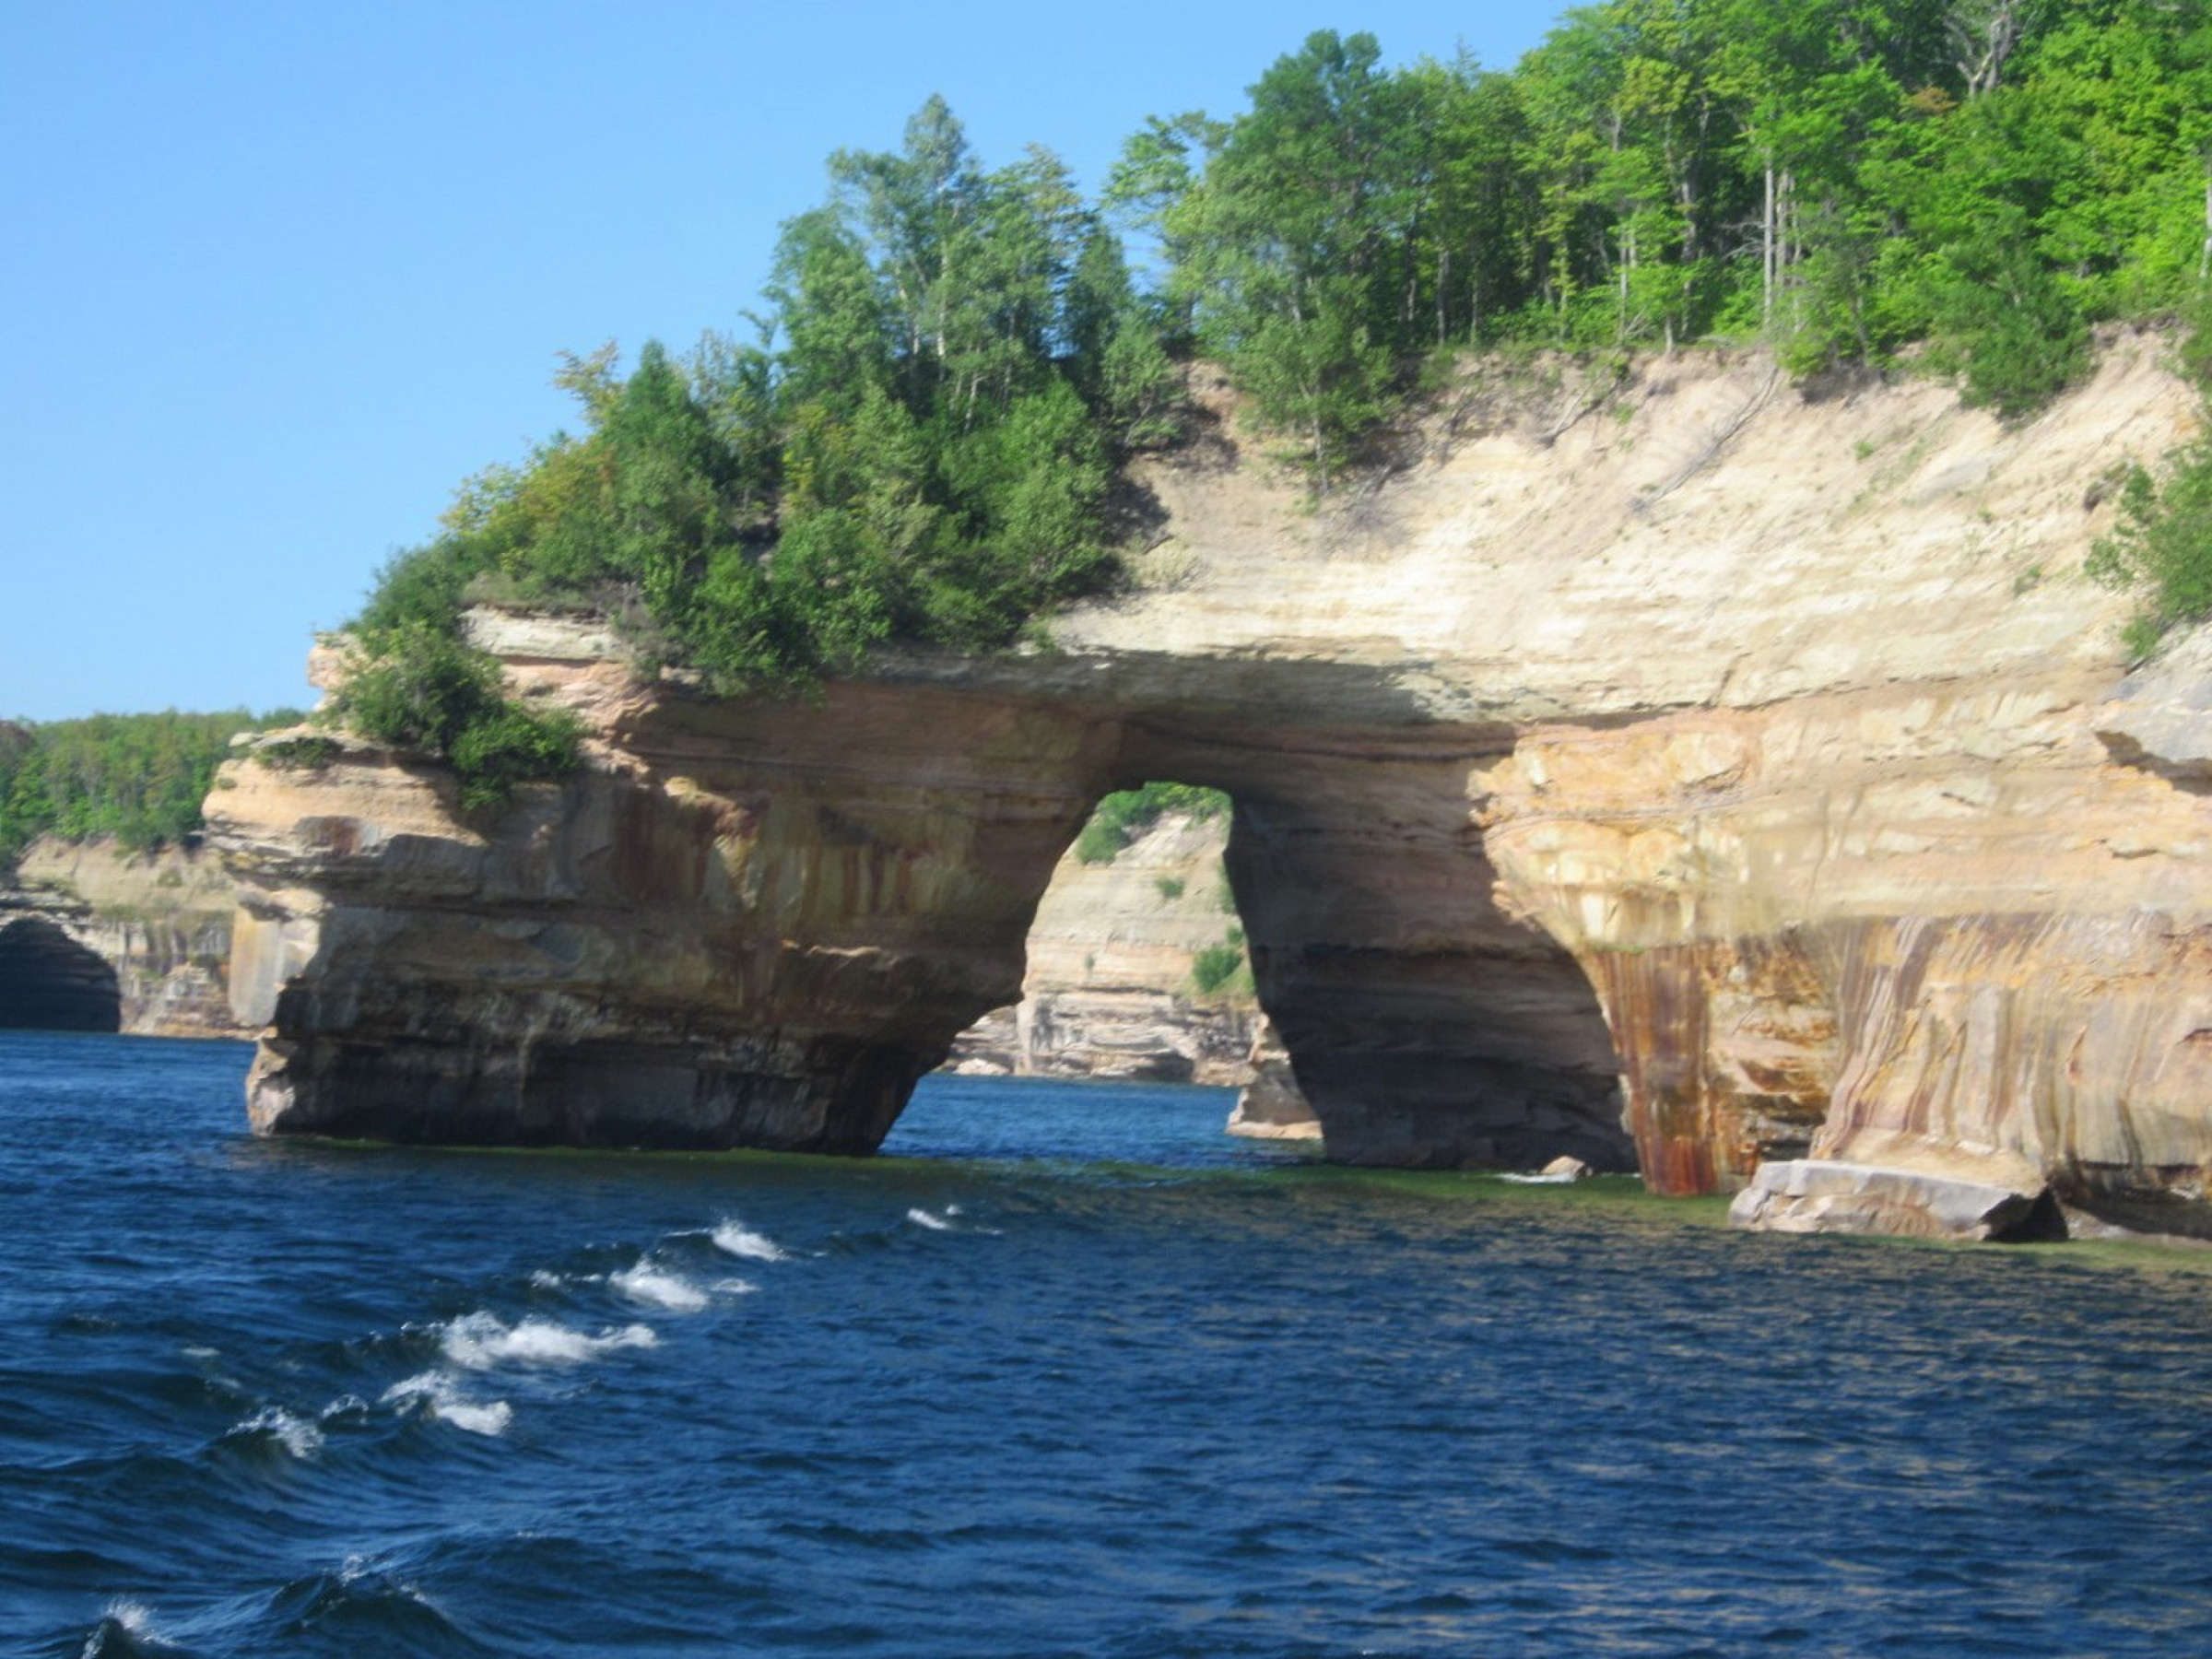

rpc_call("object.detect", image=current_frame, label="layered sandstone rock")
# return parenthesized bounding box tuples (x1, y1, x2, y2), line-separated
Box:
(213, 337, 2212, 1230)
(947, 811, 1257, 1085)
(1225, 1016, 1321, 1140)
(1, 838, 245, 1035)
(216, 667, 1118, 1149)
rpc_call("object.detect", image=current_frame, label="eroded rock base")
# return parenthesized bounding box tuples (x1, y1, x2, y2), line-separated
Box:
(248, 1033, 933, 1153)
(1729, 1159, 2068, 1242)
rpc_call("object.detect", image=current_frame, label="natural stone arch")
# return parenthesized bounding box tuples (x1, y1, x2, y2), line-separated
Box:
(219, 667, 1635, 1171)
(207, 346, 2212, 1230)
(1109, 724, 1633, 1171)
(0, 916, 122, 1033)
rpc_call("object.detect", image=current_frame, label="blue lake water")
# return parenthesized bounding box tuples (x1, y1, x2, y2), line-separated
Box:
(4, 1029, 2211, 1657)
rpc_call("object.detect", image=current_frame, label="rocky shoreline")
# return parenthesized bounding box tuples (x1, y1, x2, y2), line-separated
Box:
(197, 341, 2212, 1239)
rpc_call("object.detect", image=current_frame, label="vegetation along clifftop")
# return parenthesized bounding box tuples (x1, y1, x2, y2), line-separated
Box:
(203, 8, 2212, 1244)
(318, 4, 2212, 805)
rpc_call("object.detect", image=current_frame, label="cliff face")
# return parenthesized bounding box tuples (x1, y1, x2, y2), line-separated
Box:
(947, 810, 1258, 1086)
(210, 338, 2212, 1231)
(218, 668, 1122, 1149)
(0, 837, 245, 1036)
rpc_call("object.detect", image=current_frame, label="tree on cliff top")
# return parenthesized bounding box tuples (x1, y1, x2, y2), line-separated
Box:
(346, 95, 1170, 801)
(342, 6, 2212, 788)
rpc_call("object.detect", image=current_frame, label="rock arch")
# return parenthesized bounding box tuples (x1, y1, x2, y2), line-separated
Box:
(1111, 730, 1631, 1171)
(207, 345, 2212, 1224)
(0, 915, 122, 1033)
(217, 662, 1636, 1174)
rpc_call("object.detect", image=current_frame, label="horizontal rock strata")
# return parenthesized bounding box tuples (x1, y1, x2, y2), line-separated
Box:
(947, 811, 1257, 1085)
(2, 838, 245, 1036)
(214, 341, 2212, 1230)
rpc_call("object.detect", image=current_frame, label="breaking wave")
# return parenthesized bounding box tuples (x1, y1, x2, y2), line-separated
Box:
(437, 1312, 658, 1370)
(227, 1406, 324, 1461)
(711, 1219, 792, 1261)
(381, 1371, 513, 1437)
(610, 1260, 711, 1312)
(78, 1598, 168, 1657)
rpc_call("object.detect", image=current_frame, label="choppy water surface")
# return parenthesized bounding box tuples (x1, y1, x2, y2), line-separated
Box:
(4, 1031, 2210, 1657)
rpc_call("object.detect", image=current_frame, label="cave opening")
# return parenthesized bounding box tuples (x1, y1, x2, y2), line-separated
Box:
(909, 776, 1270, 1160)
(0, 918, 122, 1033)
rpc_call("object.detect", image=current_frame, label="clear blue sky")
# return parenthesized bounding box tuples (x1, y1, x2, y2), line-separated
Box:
(1, 2, 1570, 722)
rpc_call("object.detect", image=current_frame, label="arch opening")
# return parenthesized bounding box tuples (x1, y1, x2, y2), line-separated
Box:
(0, 918, 122, 1033)
(947, 779, 1259, 1092)
(959, 733, 1638, 1173)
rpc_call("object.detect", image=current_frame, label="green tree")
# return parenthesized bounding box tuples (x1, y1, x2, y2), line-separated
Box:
(0, 710, 300, 864)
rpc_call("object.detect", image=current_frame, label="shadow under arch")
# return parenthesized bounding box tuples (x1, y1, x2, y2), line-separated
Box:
(1094, 722, 1635, 1172)
(0, 917, 122, 1033)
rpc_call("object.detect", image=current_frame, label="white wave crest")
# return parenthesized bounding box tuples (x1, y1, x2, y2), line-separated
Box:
(712, 1219, 792, 1261)
(107, 1602, 155, 1636)
(336, 1551, 446, 1611)
(611, 1261, 710, 1312)
(382, 1371, 514, 1437)
(905, 1206, 955, 1231)
(234, 1406, 324, 1460)
(319, 1394, 371, 1421)
(711, 1277, 759, 1296)
(433, 1397, 513, 1437)
(81, 1597, 180, 1657)
(437, 1312, 658, 1370)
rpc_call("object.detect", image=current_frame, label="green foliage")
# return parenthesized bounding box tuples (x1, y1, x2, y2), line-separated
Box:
(2088, 445, 2212, 657)
(341, 8, 2212, 751)
(447, 704, 587, 813)
(1122, 5, 2208, 451)
(253, 735, 340, 771)
(1154, 876, 1185, 901)
(0, 709, 299, 865)
(1073, 782, 1231, 865)
(347, 96, 1174, 769)
(1073, 815, 1128, 866)
(327, 624, 581, 812)
(1191, 926, 1250, 995)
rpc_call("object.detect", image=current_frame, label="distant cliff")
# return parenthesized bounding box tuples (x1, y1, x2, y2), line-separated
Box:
(210, 339, 2212, 1238)
(947, 809, 1256, 1085)
(0, 836, 245, 1036)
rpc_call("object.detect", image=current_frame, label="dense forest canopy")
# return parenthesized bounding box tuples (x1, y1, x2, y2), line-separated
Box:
(338, 0, 2211, 800)
(1145, 0, 2210, 469)
(0, 711, 300, 866)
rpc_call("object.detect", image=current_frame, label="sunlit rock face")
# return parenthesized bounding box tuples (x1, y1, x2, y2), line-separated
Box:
(211, 340, 2212, 1230)
(946, 811, 1258, 1087)
(217, 676, 1119, 1151)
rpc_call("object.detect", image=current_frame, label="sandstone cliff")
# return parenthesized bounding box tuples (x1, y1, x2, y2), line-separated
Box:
(946, 809, 1259, 1086)
(0, 836, 246, 1036)
(209, 338, 2212, 1234)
